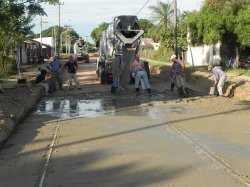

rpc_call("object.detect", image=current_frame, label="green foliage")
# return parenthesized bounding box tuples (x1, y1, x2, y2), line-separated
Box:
(147, 25, 162, 42)
(147, 0, 188, 56)
(0, 55, 16, 79)
(186, 0, 250, 47)
(141, 46, 173, 62)
(153, 12, 188, 52)
(141, 45, 154, 50)
(138, 19, 154, 38)
(186, 11, 203, 45)
(90, 22, 109, 46)
(148, 0, 173, 28)
(225, 68, 250, 77)
(159, 27, 173, 49)
(178, 15, 188, 51)
(0, 0, 59, 77)
(235, 4, 250, 47)
(187, 1, 234, 45)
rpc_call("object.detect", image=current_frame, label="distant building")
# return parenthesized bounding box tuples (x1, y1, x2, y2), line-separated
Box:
(33, 37, 54, 47)
(33, 37, 54, 58)
(16, 39, 42, 65)
(16, 37, 54, 66)
(141, 38, 160, 50)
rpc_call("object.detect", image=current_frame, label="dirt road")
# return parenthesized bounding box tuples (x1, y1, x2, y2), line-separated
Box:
(0, 61, 249, 187)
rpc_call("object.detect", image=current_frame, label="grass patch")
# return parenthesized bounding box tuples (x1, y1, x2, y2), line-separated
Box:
(225, 68, 250, 77)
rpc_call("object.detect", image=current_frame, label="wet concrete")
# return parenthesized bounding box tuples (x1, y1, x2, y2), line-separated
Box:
(1, 62, 250, 186)
(34, 93, 192, 119)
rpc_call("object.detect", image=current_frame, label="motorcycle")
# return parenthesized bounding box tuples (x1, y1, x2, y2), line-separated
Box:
(239, 57, 250, 69)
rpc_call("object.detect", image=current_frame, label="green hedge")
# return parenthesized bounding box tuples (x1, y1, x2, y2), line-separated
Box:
(141, 47, 173, 62)
(0, 55, 16, 79)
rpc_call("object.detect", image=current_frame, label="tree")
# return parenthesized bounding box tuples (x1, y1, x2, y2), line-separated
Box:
(138, 19, 154, 38)
(147, 0, 174, 51)
(90, 22, 109, 46)
(0, 0, 59, 78)
(148, 0, 173, 28)
(147, 25, 162, 42)
(186, 0, 250, 46)
(147, 0, 188, 53)
(235, 3, 250, 47)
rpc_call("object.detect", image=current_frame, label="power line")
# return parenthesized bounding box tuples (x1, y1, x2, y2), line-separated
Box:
(135, 0, 151, 15)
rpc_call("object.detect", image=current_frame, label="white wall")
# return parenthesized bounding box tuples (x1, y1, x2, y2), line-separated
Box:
(33, 37, 53, 47)
(186, 43, 221, 66)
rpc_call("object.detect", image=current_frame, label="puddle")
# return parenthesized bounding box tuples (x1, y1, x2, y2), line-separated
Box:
(34, 94, 190, 119)
(35, 97, 110, 118)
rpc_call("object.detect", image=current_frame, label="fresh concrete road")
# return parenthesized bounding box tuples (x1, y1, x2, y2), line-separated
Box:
(0, 62, 249, 187)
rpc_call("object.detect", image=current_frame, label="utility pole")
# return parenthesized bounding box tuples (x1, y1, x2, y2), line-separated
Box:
(65, 26, 68, 54)
(66, 35, 68, 54)
(40, 16, 48, 57)
(57, 1, 64, 59)
(85, 36, 89, 51)
(53, 26, 57, 55)
(40, 16, 43, 57)
(173, 0, 178, 57)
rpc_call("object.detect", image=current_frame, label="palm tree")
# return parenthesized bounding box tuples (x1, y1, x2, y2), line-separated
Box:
(148, 0, 173, 28)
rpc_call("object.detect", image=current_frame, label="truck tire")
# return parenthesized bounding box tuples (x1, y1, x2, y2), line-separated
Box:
(99, 66, 106, 84)
(98, 65, 103, 78)
(85, 55, 90, 63)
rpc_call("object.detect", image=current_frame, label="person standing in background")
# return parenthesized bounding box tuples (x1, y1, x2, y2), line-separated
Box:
(132, 54, 152, 96)
(48, 56, 63, 91)
(170, 54, 184, 91)
(64, 55, 81, 90)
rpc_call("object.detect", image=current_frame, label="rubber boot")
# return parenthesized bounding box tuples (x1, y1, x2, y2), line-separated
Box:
(111, 86, 116, 94)
(147, 88, 152, 96)
(136, 88, 140, 96)
(170, 83, 174, 91)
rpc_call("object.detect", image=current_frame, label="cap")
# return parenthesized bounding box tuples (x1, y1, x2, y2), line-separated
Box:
(170, 54, 176, 60)
(208, 64, 213, 71)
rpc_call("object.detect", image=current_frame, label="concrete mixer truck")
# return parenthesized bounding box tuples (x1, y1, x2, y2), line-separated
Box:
(74, 37, 89, 63)
(96, 15, 145, 91)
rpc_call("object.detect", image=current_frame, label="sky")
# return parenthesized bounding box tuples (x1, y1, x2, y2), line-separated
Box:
(32, 0, 204, 43)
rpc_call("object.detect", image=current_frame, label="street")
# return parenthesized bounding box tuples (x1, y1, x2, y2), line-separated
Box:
(0, 61, 249, 187)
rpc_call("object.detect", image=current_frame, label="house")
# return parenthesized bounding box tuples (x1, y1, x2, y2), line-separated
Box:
(16, 37, 54, 66)
(33, 37, 54, 59)
(141, 38, 160, 50)
(16, 39, 42, 65)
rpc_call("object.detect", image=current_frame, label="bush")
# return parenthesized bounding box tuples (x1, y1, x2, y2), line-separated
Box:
(141, 47, 174, 62)
(0, 55, 16, 79)
(141, 45, 154, 50)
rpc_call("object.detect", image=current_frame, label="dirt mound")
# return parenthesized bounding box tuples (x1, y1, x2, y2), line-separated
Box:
(0, 86, 43, 144)
(150, 65, 250, 101)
